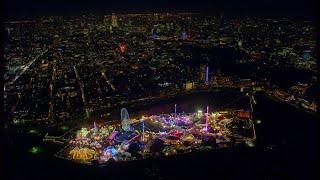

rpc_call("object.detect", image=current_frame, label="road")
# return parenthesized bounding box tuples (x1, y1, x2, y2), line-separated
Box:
(48, 58, 57, 121)
(101, 71, 116, 91)
(73, 65, 90, 118)
(5, 49, 48, 88)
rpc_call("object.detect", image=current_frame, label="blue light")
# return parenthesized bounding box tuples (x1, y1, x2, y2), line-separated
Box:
(104, 146, 118, 156)
(205, 65, 209, 84)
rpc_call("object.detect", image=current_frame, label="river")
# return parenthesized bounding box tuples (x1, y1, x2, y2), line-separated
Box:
(3, 89, 317, 179)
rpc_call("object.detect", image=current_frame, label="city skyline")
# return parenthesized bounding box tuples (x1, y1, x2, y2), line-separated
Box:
(4, 0, 317, 20)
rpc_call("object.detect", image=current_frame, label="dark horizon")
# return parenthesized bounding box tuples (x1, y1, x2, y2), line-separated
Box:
(4, 0, 317, 21)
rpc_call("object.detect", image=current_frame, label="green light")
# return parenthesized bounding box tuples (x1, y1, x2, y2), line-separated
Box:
(61, 126, 69, 131)
(29, 146, 43, 154)
(28, 129, 38, 134)
(245, 140, 255, 148)
(256, 120, 262, 124)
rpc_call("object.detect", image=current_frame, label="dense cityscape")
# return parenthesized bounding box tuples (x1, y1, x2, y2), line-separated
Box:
(3, 12, 318, 180)
(4, 13, 317, 127)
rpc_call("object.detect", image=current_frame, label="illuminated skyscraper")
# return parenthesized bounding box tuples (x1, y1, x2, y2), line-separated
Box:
(111, 13, 119, 27)
(200, 64, 209, 84)
(205, 66, 209, 84)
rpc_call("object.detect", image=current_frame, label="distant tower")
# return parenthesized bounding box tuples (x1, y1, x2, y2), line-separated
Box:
(205, 65, 209, 84)
(141, 116, 145, 141)
(111, 13, 119, 27)
(200, 64, 209, 84)
(93, 121, 98, 133)
(205, 106, 209, 131)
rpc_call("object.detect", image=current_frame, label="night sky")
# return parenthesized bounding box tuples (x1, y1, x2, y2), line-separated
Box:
(3, 0, 317, 20)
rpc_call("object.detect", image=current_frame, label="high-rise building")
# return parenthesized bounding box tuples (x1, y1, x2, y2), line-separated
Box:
(111, 13, 119, 27)
(200, 64, 209, 84)
(205, 66, 209, 84)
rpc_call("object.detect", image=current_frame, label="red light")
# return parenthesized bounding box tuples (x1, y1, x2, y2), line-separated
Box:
(119, 44, 126, 53)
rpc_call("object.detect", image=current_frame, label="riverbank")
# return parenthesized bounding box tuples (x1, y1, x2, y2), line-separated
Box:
(3, 88, 317, 179)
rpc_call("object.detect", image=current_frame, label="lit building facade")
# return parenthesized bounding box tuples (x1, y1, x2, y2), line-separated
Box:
(111, 13, 119, 27)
